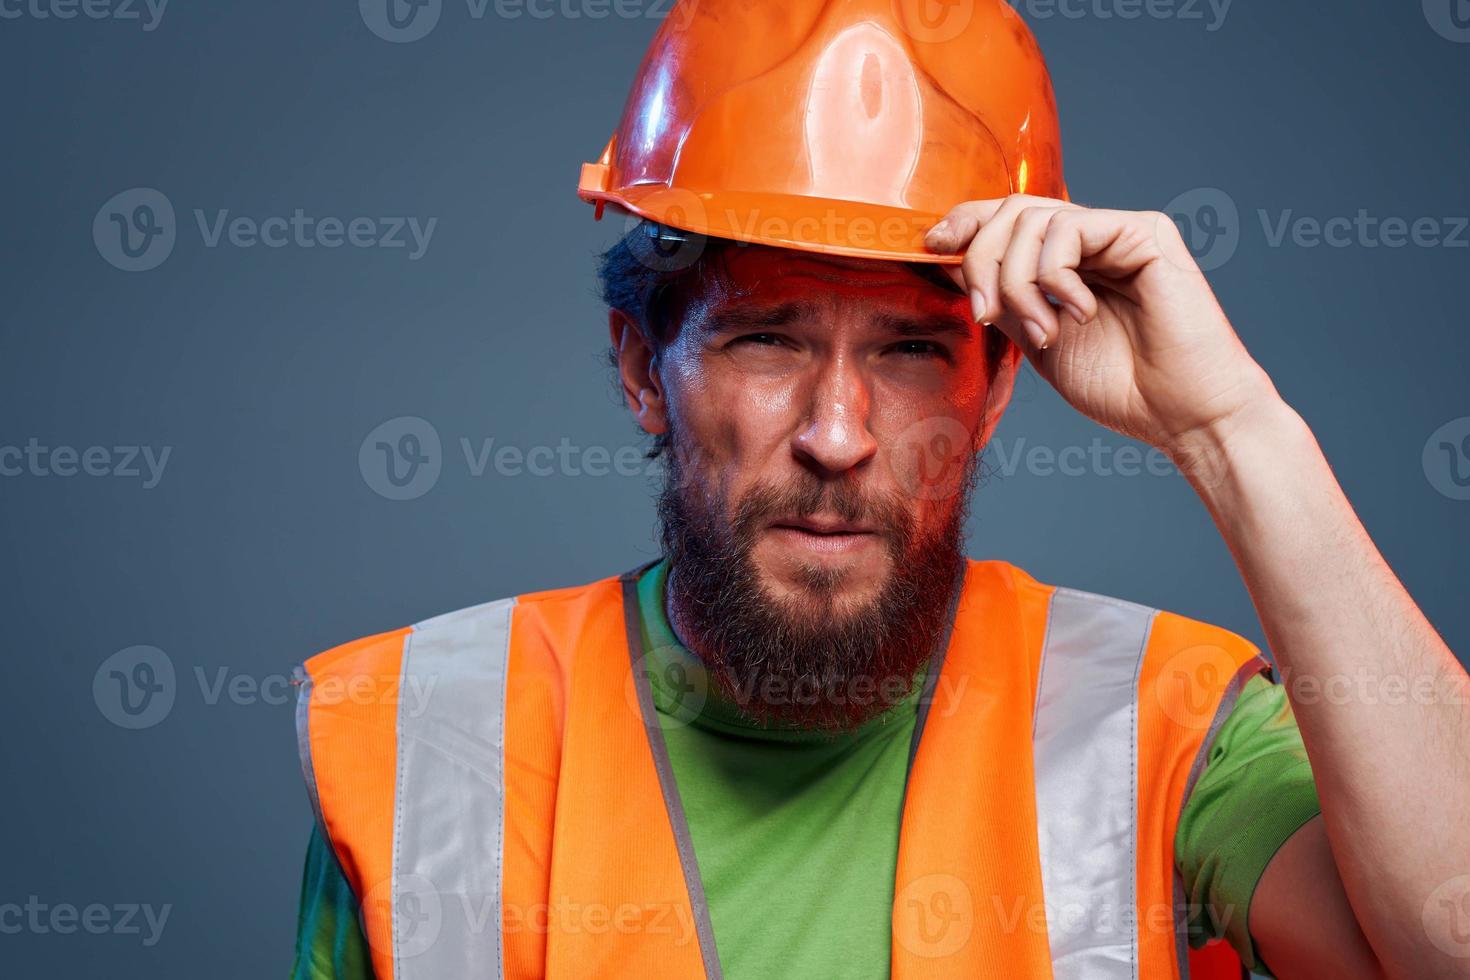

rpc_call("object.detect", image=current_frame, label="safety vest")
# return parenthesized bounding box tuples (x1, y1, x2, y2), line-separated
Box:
(295, 559, 1266, 980)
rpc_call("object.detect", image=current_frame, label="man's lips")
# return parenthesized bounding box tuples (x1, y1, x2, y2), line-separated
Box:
(765, 516, 881, 555)
(768, 515, 876, 535)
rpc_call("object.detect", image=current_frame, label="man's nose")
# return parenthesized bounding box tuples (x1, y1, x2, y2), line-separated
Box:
(792, 360, 879, 476)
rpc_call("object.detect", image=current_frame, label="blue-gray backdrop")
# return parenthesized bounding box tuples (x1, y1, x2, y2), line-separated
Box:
(2, 0, 1468, 975)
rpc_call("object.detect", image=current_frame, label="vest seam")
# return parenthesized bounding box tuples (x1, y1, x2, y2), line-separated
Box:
(1172, 655, 1270, 980)
(1178, 657, 1270, 835)
(1131, 609, 1159, 980)
(1031, 587, 1060, 739)
(293, 665, 360, 909)
(493, 600, 515, 980)
(1173, 869, 1189, 980)
(619, 565, 724, 980)
(390, 627, 416, 980)
(901, 558, 970, 793)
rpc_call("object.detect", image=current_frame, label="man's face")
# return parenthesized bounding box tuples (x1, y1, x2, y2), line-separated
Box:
(656, 246, 1007, 595)
(615, 243, 1017, 728)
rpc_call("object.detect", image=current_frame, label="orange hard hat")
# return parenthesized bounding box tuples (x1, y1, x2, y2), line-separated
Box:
(577, 0, 1066, 265)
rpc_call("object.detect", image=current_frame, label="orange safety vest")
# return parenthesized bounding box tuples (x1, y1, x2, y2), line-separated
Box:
(295, 559, 1266, 980)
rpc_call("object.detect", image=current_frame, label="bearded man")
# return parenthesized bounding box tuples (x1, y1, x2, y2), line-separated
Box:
(289, 2, 1470, 978)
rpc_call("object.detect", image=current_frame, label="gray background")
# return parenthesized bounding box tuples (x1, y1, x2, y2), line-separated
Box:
(2, 0, 1468, 975)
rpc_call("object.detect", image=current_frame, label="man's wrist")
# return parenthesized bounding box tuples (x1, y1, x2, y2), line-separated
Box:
(1164, 387, 1315, 501)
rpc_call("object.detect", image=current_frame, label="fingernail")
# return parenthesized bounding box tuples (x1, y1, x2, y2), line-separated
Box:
(1022, 320, 1049, 350)
(1063, 303, 1085, 323)
(969, 288, 988, 323)
(928, 219, 950, 242)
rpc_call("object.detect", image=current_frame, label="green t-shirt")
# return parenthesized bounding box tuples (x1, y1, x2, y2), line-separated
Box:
(291, 562, 1321, 978)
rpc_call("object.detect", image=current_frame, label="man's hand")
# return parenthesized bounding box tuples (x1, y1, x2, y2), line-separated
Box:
(924, 195, 1277, 465)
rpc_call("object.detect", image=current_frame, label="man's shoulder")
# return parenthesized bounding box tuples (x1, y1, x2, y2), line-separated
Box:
(972, 558, 1264, 659)
(297, 567, 637, 679)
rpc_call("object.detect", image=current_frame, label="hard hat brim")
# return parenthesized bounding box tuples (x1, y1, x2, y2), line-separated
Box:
(581, 182, 967, 266)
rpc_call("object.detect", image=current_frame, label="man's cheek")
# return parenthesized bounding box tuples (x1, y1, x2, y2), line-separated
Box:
(880, 413, 977, 505)
(718, 405, 800, 476)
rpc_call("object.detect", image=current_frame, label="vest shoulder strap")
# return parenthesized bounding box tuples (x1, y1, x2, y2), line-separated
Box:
(1022, 566, 1267, 980)
(901, 561, 1262, 980)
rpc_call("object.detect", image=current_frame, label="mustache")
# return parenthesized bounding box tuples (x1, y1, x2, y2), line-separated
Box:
(728, 474, 917, 542)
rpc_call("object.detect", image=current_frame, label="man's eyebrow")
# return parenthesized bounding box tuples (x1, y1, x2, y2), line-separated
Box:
(702, 302, 807, 335)
(874, 312, 975, 339)
(700, 304, 974, 340)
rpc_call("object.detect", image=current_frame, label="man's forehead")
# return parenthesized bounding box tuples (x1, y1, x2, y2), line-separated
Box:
(722, 243, 945, 285)
(696, 243, 969, 325)
(701, 300, 974, 343)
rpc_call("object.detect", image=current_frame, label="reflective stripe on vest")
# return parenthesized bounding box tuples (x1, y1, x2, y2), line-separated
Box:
(1032, 588, 1263, 980)
(395, 596, 516, 977)
(295, 598, 518, 980)
(1034, 588, 1155, 979)
(296, 560, 1265, 979)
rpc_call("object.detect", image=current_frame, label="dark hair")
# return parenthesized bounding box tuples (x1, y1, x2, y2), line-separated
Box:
(597, 222, 736, 356)
(597, 220, 1013, 454)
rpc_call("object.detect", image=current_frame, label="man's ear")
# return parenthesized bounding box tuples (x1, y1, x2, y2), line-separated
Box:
(975, 340, 1022, 449)
(609, 309, 668, 437)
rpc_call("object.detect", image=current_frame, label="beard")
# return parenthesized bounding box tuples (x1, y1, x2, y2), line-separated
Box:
(657, 436, 978, 734)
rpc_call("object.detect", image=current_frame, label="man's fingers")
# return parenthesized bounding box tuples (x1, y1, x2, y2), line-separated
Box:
(999, 206, 1068, 346)
(924, 205, 985, 254)
(960, 197, 1045, 324)
(1037, 209, 1100, 326)
(925, 197, 1031, 253)
(927, 194, 1097, 341)
(927, 197, 1062, 280)
(927, 202, 991, 298)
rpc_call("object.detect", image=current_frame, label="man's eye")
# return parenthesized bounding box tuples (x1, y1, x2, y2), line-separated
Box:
(892, 340, 946, 359)
(734, 333, 783, 347)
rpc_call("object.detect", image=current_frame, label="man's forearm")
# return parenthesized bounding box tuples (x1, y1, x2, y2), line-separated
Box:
(1170, 393, 1470, 978)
